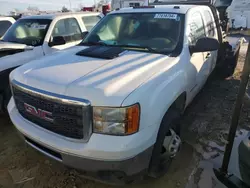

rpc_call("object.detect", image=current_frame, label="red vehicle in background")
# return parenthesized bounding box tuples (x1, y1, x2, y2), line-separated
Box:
(82, 4, 110, 15)
(82, 7, 94, 12)
(102, 4, 111, 15)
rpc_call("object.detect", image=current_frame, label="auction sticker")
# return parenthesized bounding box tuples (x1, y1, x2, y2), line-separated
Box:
(154, 14, 178, 20)
(30, 24, 48, 29)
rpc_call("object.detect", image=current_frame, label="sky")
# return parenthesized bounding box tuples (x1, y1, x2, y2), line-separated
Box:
(0, 0, 96, 15)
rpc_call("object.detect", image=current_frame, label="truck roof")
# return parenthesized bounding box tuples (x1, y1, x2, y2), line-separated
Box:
(0, 16, 16, 23)
(111, 4, 200, 14)
(20, 12, 102, 20)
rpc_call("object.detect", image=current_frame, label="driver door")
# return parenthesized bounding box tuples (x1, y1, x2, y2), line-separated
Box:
(188, 11, 208, 93)
(43, 18, 82, 55)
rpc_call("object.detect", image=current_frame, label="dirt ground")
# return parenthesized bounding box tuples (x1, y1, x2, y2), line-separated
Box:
(0, 43, 249, 188)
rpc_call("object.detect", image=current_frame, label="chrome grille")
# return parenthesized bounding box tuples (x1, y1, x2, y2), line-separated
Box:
(11, 80, 91, 141)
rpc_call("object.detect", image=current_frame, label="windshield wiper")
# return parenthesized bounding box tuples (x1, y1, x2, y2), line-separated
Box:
(79, 42, 165, 54)
(80, 41, 108, 46)
(114, 44, 159, 53)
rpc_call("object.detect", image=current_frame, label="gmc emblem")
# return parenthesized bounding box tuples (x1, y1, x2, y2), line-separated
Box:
(24, 103, 54, 122)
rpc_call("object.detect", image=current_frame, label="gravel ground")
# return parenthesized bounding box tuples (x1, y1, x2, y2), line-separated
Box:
(0, 43, 249, 188)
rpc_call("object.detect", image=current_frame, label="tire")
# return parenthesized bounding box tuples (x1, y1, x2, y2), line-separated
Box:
(216, 50, 240, 79)
(148, 107, 182, 178)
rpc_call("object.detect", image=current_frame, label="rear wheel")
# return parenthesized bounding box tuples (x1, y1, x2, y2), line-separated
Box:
(216, 49, 240, 79)
(148, 108, 182, 178)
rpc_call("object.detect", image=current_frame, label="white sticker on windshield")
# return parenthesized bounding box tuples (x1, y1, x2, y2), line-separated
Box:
(154, 14, 178, 20)
(30, 24, 47, 29)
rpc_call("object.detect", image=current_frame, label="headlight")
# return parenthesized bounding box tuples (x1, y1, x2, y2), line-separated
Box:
(93, 104, 140, 135)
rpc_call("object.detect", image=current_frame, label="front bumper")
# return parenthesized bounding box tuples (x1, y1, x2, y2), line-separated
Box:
(20, 133, 152, 184)
(8, 98, 155, 183)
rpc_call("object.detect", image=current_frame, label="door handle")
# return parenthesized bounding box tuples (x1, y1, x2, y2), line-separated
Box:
(206, 53, 211, 59)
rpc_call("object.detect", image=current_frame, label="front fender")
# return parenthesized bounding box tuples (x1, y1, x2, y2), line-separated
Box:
(0, 67, 18, 92)
(122, 61, 187, 140)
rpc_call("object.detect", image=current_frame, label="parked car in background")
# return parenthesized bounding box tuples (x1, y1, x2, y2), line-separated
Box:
(8, 1, 242, 184)
(0, 12, 103, 111)
(111, 0, 148, 9)
(0, 17, 15, 38)
(226, 0, 250, 29)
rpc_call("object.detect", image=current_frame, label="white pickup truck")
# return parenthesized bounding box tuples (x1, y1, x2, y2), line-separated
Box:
(0, 17, 15, 38)
(0, 12, 103, 111)
(8, 2, 241, 184)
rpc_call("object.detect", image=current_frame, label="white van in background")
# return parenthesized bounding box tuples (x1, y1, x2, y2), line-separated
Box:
(111, 0, 148, 10)
(227, 0, 250, 29)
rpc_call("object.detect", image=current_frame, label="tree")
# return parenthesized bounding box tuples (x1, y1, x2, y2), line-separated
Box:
(27, 6, 39, 12)
(62, 6, 70, 12)
(9, 8, 20, 16)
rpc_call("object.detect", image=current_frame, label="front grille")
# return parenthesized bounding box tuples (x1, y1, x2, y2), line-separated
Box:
(12, 81, 91, 140)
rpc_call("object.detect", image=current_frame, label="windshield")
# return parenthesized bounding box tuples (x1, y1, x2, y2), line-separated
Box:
(82, 13, 184, 54)
(2, 19, 51, 46)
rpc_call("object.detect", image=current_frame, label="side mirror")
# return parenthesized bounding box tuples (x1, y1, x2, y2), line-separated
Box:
(49, 36, 66, 47)
(82, 31, 89, 39)
(190, 37, 219, 53)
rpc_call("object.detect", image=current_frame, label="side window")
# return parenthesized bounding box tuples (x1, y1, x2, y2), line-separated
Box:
(0, 21, 12, 37)
(82, 16, 101, 31)
(52, 18, 82, 43)
(129, 3, 140, 7)
(204, 10, 215, 37)
(188, 12, 206, 45)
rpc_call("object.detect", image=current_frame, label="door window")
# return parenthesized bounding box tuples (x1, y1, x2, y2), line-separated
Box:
(82, 16, 101, 31)
(188, 12, 206, 45)
(52, 18, 82, 43)
(204, 10, 215, 37)
(129, 3, 140, 7)
(0, 21, 12, 37)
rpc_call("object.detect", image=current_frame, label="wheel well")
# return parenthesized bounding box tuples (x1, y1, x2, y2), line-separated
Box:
(148, 92, 186, 176)
(171, 92, 186, 113)
(159, 92, 186, 132)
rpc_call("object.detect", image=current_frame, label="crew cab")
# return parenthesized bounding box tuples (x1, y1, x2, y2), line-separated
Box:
(0, 12, 103, 111)
(0, 17, 15, 38)
(8, 3, 241, 184)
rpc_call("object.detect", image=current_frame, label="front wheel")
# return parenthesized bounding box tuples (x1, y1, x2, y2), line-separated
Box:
(148, 108, 182, 178)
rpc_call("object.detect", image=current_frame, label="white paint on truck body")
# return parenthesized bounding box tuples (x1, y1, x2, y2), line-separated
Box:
(9, 5, 219, 161)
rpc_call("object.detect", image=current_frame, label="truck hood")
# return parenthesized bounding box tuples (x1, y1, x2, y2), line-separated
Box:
(0, 41, 34, 60)
(0, 41, 33, 51)
(12, 46, 177, 106)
